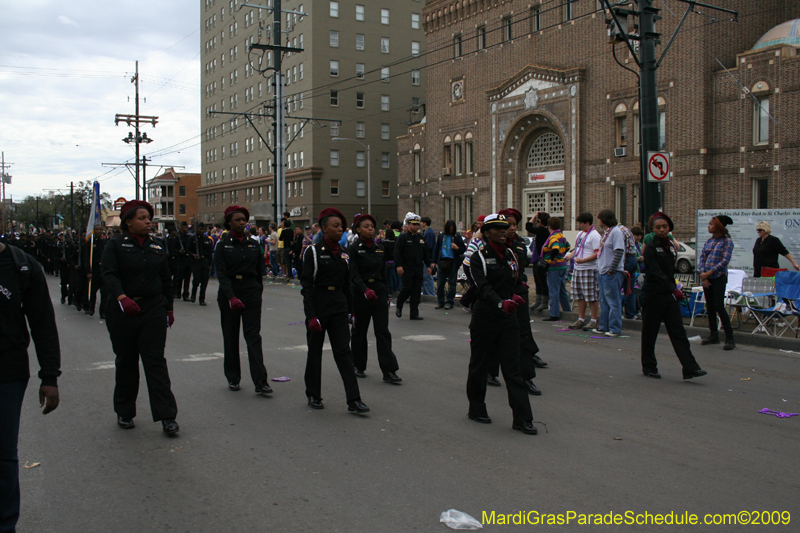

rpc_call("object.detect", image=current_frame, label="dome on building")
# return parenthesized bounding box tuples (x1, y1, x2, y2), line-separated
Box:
(753, 19, 800, 50)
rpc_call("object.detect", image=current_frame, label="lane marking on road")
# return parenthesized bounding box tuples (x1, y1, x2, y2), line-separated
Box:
(178, 353, 224, 361)
(400, 335, 447, 342)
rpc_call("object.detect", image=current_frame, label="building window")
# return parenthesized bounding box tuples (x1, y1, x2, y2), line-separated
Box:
(356, 121, 365, 138)
(356, 63, 365, 79)
(179, 185, 186, 196)
(477, 25, 486, 49)
(444, 197, 451, 223)
(356, 34, 364, 50)
(527, 190, 565, 218)
(331, 179, 340, 195)
(465, 140, 473, 174)
(754, 97, 769, 145)
(330, 1, 338, 18)
(330, 90, 339, 106)
(356, 92, 365, 108)
(356, 180, 366, 197)
(381, 152, 390, 169)
(615, 185, 628, 226)
(381, 67, 390, 82)
(414, 200, 421, 215)
(503, 16, 512, 41)
(179, 204, 186, 215)
(330, 149, 340, 166)
(330, 30, 339, 47)
(411, 41, 420, 56)
(331, 122, 340, 136)
(616, 116, 627, 148)
(330, 60, 339, 76)
(443, 143, 452, 174)
(411, 69, 420, 85)
(356, 151, 365, 168)
(454, 143, 462, 175)
(413, 150, 421, 182)
(753, 179, 768, 209)
(532, 7, 541, 32)
(453, 34, 462, 57)
(381, 8, 389, 25)
(454, 196, 462, 225)
(381, 123, 390, 140)
(465, 195, 473, 225)
(381, 37, 390, 53)
(564, 0, 574, 22)
(527, 132, 565, 169)
(411, 13, 420, 29)
(382, 181, 390, 197)
(355, 4, 364, 21)
(381, 95, 389, 111)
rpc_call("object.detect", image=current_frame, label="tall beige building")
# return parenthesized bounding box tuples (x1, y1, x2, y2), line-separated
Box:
(198, 0, 426, 228)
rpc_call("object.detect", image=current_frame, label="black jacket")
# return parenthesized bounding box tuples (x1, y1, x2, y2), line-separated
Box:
(301, 240, 353, 320)
(81, 234, 105, 271)
(189, 233, 214, 263)
(470, 242, 522, 314)
(394, 231, 432, 273)
(641, 238, 678, 297)
(213, 233, 263, 300)
(101, 232, 174, 310)
(349, 239, 387, 295)
(432, 232, 466, 265)
(0, 246, 61, 386)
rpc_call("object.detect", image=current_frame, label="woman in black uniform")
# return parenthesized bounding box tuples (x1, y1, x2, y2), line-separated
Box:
(640, 211, 707, 380)
(101, 200, 179, 435)
(301, 208, 370, 413)
(466, 214, 536, 435)
(214, 205, 272, 395)
(348, 213, 401, 383)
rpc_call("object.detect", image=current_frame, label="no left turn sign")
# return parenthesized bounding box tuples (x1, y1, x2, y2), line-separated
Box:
(647, 151, 671, 182)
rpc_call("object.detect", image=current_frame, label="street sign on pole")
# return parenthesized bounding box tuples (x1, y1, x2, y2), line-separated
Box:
(647, 151, 671, 182)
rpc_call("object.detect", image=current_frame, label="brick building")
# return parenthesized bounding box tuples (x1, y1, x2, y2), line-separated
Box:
(397, 0, 800, 239)
(198, 0, 426, 229)
(147, 168, 201, 230)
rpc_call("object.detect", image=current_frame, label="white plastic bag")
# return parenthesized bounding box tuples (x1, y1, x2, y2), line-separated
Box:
(440, 509, 483, 530)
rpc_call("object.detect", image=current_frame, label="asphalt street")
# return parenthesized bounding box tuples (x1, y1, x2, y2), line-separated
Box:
(15, 276, 800, 532)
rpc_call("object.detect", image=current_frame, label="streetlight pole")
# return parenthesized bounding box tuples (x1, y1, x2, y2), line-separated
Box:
(332, 137, 370, 214)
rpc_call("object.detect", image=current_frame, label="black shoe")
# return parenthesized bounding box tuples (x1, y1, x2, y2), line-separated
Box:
(190, 297, 196, 303)
(487, 374, 501, 387)
(199, 301, 207, 306)
(354, 368, 366, 378)
(228, 381, 241, 391)
(525, 379, 542, 395)
(683, 369, 708, 380)
(723, 337, 735, 350)
(512, 421, 538, 435)
(468, 413, 492, 424)
(541, 316, 560, 322)
(701, 334, 720, 345)
(643, 370, 662, 379)
(410, 316, 424, 320)
(182, 296, 191, 302)
(75, 305, 82, 312)
(117, 416, 135, 429)
(255, 382, 273, 395)
(162, 419, 180, 435)
(395, 306, 403, 318)
(307, 396, 324, 409)
(532, 355, 548, 368)
(61, 297, 66, 304)
(348, 400, 370, 414)
(444, 303, 454, 310)
(434, 304, 445, 309)
(383, 371, 402, 383)
(99, 314, 105, 320)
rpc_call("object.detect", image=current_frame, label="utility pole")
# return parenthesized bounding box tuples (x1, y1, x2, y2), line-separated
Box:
(0, 152, 12, 235)
(604, 0, 737, 224)
(70, 182, 75, 229)
(116, 61, 157, 201)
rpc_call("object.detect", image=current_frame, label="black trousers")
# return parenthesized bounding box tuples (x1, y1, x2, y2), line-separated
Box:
(191, 260, 210, 302)
(304, 313, 361, 403)
(59, 261, 71, 301)
(467, 310, 533, 424)
(703, 275, 733, 337)
(396, 271, 423, 317)
(640, 294, 701, 375)
(106, 297, 178, 421)
(351, 288, 398, 374)
(489, 292, 537, 381)
(218, 290, 267, 387)
(175, 258, 192, 298)
(73, 268, 86, 309)
(532, 266, 549, 296)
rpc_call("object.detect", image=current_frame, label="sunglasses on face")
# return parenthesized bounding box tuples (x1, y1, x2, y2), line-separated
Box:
(757, 229, 764, 232)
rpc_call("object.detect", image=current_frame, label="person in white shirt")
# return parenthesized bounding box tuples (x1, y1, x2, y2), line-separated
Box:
(565, 212, 601, 331)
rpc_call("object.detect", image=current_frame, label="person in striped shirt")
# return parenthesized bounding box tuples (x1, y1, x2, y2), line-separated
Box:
(542, 217, 571, 321)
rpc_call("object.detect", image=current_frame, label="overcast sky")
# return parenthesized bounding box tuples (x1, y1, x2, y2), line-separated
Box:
(0, 1, 201, 204)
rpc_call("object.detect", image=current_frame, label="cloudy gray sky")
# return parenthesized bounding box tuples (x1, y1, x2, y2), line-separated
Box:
(0, 1, 201, 203)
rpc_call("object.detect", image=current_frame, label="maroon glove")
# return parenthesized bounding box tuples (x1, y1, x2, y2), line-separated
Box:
(522, 282, 529, 289)
(308, 318, 322, 333)
(501, 299, 519, 314)
(229, 297, 245, 310)
(167, 311, 175, 328)
(673, 289, 686, 301)
(511, 294, 526, 306)
(118, 297, 140, 317)
(349, 314, 356, 326)
(364, 289, 378, 301)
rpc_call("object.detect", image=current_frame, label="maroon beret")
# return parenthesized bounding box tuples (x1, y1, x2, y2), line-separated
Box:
(318, 207, 346, 228)
(120, 200, 154, 220)
(498, 208, 523, 224)
(353, 213, 376, 228)
(477, 215, 486, 223)
(651, 211, 675, 232)
(223, 205, 250, 221)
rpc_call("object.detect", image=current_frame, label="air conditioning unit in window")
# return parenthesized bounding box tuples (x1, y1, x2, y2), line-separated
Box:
(614, 147, 626, 158)
(442, 166, 451, 176)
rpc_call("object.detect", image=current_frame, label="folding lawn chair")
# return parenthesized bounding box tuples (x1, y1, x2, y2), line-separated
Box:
(745, 271, 800, 337)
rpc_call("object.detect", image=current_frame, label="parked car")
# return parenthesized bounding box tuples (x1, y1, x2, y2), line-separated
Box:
(675, 241, 696, 273)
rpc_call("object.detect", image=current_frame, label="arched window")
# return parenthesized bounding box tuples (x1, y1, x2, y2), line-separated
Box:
(527, 132, 564, 169)
(413, 143, 422, 182)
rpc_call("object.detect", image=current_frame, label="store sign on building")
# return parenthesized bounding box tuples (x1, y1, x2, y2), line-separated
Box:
(527, 170, 564, 184)
(290, 207, 303, 217)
